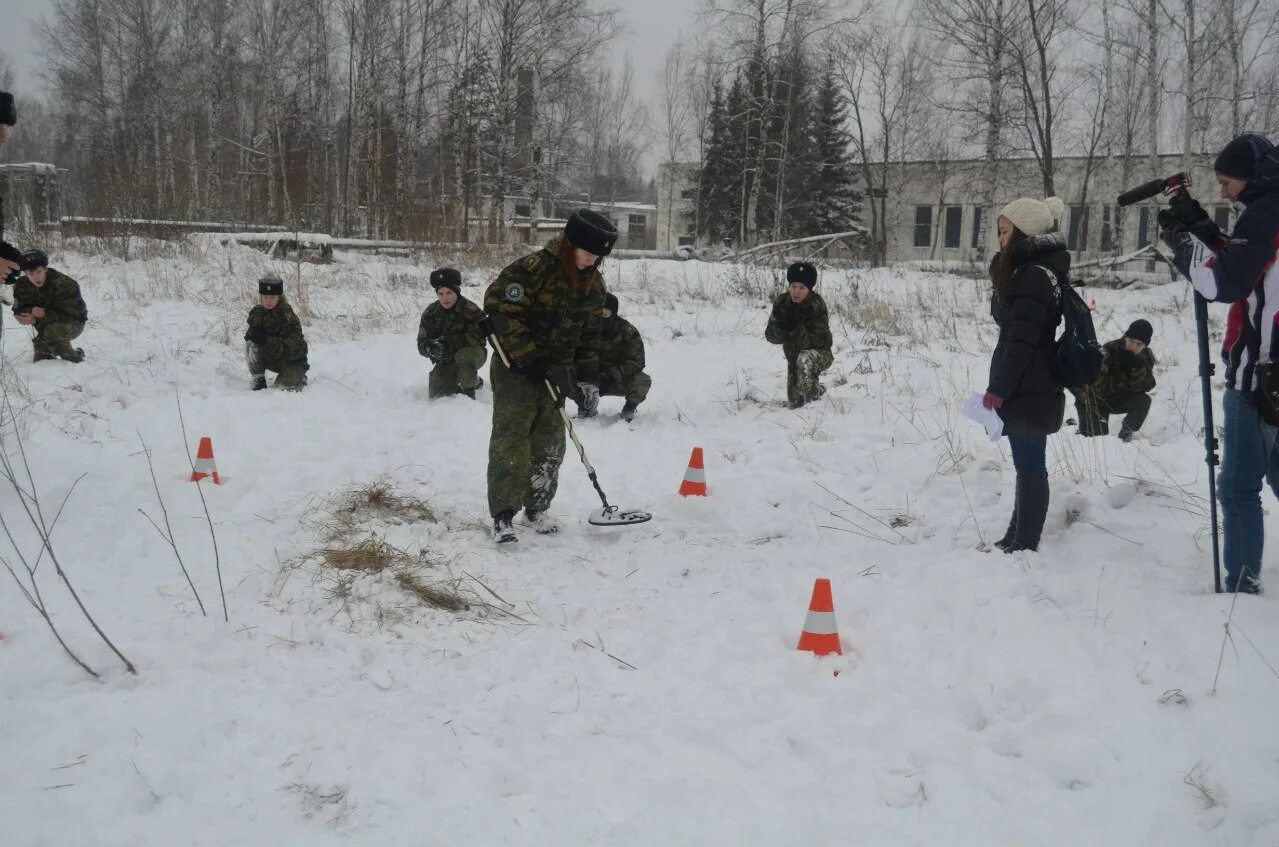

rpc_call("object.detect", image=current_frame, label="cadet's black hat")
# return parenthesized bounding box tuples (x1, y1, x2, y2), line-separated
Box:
(0, 91, 15, 127)
(20, 249, 48, 270)
(604, 293, 619, 314)
(1125, 319, 1153, 346)
(259, 276, 284, 296)
(787, 261, 818, 289)
(565, 209, 619, 257)
(431, 267, 462, 294)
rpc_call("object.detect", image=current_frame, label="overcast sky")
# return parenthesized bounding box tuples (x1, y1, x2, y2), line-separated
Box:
(0, 0, 700, 107)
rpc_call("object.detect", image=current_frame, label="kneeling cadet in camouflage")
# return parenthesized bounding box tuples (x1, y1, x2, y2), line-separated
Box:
(245, 276, 309, 391)
(577, 292, 650, 422)
(765, 261, 833, 408)
(417, 267, 487, 399)
(12, 250, 88, 363)
(485, 209, 616, 543)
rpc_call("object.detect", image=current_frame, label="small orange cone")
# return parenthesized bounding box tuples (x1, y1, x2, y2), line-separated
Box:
(1089, 297, 1098, 313)
(797, 578, 842, 657)
(190, 437, 222, 484)
(678, 447, 707, 496)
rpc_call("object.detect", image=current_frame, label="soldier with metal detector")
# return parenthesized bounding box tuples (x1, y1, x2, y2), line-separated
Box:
(1135, 133, 1279, 595)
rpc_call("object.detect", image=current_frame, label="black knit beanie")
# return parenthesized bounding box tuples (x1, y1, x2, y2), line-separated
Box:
(604, 293, 619, 314)
(1125, 319, 1153, 346)
(431, 267, 462, 294)
(565, 209, 619, 257)
(258, 276, 284, 296)
(787, 261, 817, 289)
(1214, 134, 1275, 181)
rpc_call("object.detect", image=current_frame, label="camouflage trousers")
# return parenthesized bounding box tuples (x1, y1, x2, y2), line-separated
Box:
(1076, 390, 1151, 437)
(429, 344, 487, 399)
(246, 341, 309, 390)
(787, 349, 834, 405)
(33, 321, 84, 360)
(487, 358, 566, 519)
(599, 370, 652, 406)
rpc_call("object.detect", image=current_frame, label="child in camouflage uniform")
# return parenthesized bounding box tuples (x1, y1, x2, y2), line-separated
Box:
(417, 267, 487, 399)
(484, 209, 616, 543)
(765, 261, 833, 408)
(12, 250, 87, 363)
(577, 292, 650, 422)
(1074, 319, 1157, 441)
(245, 276, 309, 391)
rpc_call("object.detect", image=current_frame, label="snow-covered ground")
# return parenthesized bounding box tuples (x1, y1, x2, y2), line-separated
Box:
(2, 242, 1276, 846)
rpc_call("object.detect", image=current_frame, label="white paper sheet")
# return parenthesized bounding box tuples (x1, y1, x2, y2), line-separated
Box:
(962, 392, 1005, 442)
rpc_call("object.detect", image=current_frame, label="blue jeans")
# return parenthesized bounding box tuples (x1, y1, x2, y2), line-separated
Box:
(1218, 389, 1279, 590)
(1008, 434, 1047, 474)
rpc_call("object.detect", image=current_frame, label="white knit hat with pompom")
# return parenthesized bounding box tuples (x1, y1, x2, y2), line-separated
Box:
(999, 198, 1055, 236)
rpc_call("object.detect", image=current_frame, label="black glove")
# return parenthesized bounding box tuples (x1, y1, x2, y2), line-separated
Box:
(246, 327, 268, 346)
(546, 365, 576, 403)
(1, 240, 21, 286)
(1117, 349, 1143, 372)
(509, 353, 548, 382)
(771, 305, 798, 332)
(423, 339, 445, 363)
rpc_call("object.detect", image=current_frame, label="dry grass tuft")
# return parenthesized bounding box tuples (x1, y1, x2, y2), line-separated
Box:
(320, 537, 411, 571)
(394, 570, 470, 612)
(335, 478, 438, 525)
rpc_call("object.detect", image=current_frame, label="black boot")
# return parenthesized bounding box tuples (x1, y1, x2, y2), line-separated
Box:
(1005, 472, 1050, 553)
(493, 509, 517, 544)
(620, 401, 638, 422)
(251, 374, 268, 391)
(993, 476, 1021, 551)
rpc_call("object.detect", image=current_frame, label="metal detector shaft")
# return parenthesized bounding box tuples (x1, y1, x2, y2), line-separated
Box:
(484, 325, 615, 513)
(1194, 293, 1224, 593)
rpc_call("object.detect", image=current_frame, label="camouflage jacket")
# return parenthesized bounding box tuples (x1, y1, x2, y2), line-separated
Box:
(764, 290, 833, 360)
(1086, 338, 1156, 402)
(245, 299, 308, 364)
(12, 268, 88, 325)
(600, 315, 645, 383)
(417, 295, 487, 358)
(484, 236, 605, 381)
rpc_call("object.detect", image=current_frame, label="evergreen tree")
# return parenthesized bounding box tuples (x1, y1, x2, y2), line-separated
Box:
(800, 73, 861, 236)
(697, 79, 742, 245)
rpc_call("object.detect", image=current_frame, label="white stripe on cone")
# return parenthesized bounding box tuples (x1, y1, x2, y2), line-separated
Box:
(801, 610, 838, 636)
(682, 468, 706, 484)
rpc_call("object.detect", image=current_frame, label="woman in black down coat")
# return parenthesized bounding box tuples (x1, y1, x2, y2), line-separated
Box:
(982, 197, 1068, 552)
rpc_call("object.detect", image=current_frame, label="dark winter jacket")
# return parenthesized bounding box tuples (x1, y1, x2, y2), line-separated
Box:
(1082, 339, 1157, 404)
(245, 299, 308, 365)
(12, 268, 88, 326)
(764, 290, 833, 361)
(600, 315, 646, 385)
(987, 234, 1067, 437)
(0, 190, 19, 282)
(417, 295, 486, 361)
(1173, 147, 1279, 393)
(485, 236, 606, 382)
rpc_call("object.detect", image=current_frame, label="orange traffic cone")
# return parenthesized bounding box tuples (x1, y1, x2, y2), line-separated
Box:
(1089, 297, 1098, 313)
(678, 447, 707, 496)
(797, 578, 842, 657)
(189, 437, 222, 484)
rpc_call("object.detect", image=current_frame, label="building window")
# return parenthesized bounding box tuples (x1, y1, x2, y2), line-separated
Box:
(943, 206, 962, 249)
(553, 206, 573, 219)
(678, 235, 695, 246)
(971, 207, 985, 249)
(514, 203, 531, 217)
(1068, 205, 1089, 251)
(1137, 207, 1151, 248)
(628, 214, 647, 241)
(913, 206, 933, 248)
(1100, 205, 1114, 252)
(1214, 206, 1232, 232)
(679, 188, 695, 200)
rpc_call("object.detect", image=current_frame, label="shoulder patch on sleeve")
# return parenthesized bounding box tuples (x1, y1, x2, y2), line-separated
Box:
(521, 253, 543, 271)
(505, 282, 525, 302)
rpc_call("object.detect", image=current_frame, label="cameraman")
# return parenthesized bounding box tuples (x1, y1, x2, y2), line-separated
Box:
(1161, 133, 1279, 595)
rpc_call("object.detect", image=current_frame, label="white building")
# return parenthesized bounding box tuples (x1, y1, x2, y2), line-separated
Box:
(656, 153, 1228, 264)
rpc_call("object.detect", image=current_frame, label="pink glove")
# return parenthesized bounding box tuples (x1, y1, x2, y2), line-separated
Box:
(982, 392, 1004, 411)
